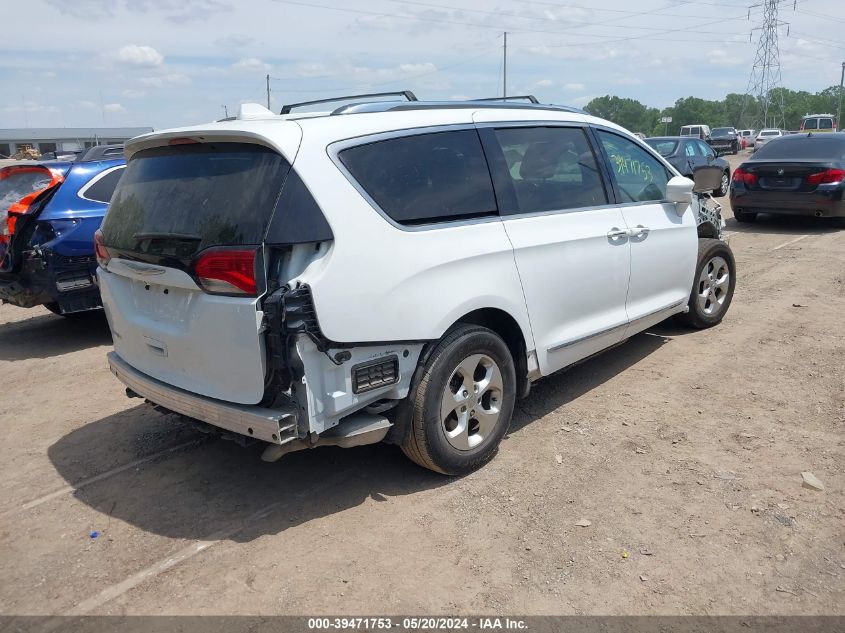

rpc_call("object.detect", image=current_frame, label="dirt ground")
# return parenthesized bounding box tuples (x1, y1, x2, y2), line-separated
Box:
(1, 151, 843, 617)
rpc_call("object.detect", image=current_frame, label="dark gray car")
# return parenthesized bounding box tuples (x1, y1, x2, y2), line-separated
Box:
(645, 136, 731, 197)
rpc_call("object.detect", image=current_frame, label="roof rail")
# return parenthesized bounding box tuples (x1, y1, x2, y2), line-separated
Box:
(281, 90, 418, 115)
(470, 95, 540, 104)
(332, 100, 588, 116)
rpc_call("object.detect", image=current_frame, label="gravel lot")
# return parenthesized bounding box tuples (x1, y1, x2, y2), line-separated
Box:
(1, 151, 843, 616)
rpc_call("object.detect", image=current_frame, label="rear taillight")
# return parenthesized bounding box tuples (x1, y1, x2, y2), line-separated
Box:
(733, 167, 757, 185)
(194, 248, 258, 296)
(806, 168, 845, 186)
(94, 229, 110, 268)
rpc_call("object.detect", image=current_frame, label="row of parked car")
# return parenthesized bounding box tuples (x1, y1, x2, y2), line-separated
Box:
(678, 114, 840, 155)
(1, 94, 842, 475)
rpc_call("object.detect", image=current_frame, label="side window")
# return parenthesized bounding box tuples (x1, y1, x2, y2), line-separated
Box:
(491, 126, 608, 214)
(695, 141, 714, 158)
(338, 130, 497, 226)
(597, 130, 671, 203)
(81, 167, 125, 203)
(684, 142, 696, 157)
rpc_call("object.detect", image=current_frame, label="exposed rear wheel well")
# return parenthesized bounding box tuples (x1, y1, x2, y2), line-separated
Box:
(452, 308, 530, 399)
(697, 222, 720, 239)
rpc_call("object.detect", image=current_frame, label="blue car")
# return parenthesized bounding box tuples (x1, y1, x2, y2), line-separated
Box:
(0, 146, 125, 315)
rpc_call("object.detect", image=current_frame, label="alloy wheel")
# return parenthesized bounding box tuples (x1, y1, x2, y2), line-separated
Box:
(697, 255, 730, 316)
(440, 353, 503, 451)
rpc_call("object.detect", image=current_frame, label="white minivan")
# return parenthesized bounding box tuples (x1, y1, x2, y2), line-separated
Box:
(96, 96, 736, 474)
(680, 124, 712, 141)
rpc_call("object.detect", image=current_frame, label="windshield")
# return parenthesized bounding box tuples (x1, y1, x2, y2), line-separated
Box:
(753, 137, 845, 160)
(101, 142, 290, 258)
(712, 128, 734, 135)
(644, 139, 678, 156)
(760, 130, 780, 136)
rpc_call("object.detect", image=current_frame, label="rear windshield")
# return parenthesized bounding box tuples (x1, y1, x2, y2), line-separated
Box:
(760, 130, 780, 136)
(1, 167, 54, 211)
(752, 137, 845, 160)
(712, 128, 734, 135)
(101, 142, 290, 257)
(644, 139, 678, 156)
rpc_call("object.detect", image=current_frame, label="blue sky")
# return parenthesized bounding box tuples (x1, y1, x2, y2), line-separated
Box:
(2, 0, 843, 130)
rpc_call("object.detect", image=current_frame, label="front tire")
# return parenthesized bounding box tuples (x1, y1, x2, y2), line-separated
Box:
(401, 324, 516, 475)
(676, 239, 736, 329)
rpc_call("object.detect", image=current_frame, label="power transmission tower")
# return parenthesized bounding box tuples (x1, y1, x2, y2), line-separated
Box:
(740, 0, 787, 130)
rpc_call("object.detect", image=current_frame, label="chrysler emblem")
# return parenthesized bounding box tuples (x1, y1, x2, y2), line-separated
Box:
(777, 168, 784, 175)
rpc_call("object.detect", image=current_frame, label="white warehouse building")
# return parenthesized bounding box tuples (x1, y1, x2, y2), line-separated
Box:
(0, 127, 154, 158)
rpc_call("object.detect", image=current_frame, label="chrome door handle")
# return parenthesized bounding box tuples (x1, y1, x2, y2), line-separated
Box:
(627, 225, 650, 238)
(607, 227, 628, 239)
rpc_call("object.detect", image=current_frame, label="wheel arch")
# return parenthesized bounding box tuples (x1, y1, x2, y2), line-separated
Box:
(385, 307, 533, 447)
(447, 307, 532, 400)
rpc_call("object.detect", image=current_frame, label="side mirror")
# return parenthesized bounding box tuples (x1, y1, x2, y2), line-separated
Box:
(666, 175, 694, 215)
(691, 165, 723, 193)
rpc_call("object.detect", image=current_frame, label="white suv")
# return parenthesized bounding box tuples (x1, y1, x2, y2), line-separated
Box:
(96, 95, 736, 475)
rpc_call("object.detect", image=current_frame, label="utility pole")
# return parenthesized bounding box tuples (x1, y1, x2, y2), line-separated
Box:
(222, 105, 229, 118)
(266, 74, 271, 111)
(838, 62, 844, 132)
(502, 32, 508, 99)
(739, 0, 786, 130)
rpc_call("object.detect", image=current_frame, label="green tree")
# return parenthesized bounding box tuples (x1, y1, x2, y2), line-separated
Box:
(584, 96, 657, 134)
(588, 84, 840, 135)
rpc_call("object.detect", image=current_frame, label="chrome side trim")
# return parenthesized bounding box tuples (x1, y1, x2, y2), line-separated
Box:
(547, 300, 687, 353)
(547, 320, 628, 353)
(107, 352, 298, 445)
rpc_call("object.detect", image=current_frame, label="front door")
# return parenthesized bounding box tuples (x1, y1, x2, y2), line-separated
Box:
(594, 130, 698, 332)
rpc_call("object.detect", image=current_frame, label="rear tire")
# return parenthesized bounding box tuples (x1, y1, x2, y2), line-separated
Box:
(401, 324, 516, 475)
(713, 171, 730, 197)
(733, 209, 757, 223)
(676, 239, 736, 329)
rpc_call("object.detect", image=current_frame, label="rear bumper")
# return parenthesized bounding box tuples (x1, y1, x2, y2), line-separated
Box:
(0, 250, 100, 311)
(107, 351, 299, 445)
(731, 188, 845, 217)
(710, 141, 736, 151)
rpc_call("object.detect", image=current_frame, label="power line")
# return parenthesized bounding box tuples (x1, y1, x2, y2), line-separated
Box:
(383, 0, 747, 34)
(793, 7, 845, 23)
(271, 0, 754, 39)
(269, 42, 501, 95)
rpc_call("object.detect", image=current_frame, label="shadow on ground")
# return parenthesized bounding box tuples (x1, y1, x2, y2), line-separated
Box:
(47, 330, 673, 543)
(724, 213, 843, 235)
(0, 309, 111, 361)
(509, 330, 670, 432)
